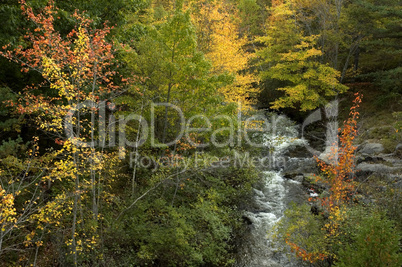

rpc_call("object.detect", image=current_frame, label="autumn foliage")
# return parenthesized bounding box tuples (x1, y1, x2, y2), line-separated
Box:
(0, 0, 400, 266)
(0, 1, 128, 264)
(315, 93, 362, 209)
(192, 1, 259, 112)
(1, 0, 127, 121)
(283, 93, 362, 263)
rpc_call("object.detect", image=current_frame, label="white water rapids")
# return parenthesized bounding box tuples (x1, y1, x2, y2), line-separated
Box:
(236, 114, 311, 267)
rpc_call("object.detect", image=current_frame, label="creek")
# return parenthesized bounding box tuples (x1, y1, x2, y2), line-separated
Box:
(236, 114, 315, 266)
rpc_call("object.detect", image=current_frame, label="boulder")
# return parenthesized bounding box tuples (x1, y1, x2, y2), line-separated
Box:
(395, 143, 402, 157)
(358, 143, 384, 155)
(283, 144, 312, 158)
(356, 162, 396, 173)
(282, 157, 317, 176)
(283, 173, 304, 183)
(356, 155, 384, 164)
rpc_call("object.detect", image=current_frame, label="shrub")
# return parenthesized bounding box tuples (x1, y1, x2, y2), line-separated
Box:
(335, 206, 402, 267)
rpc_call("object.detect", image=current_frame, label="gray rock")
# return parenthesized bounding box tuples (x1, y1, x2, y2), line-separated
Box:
(282, 157, 317, 174)
(356, 162, 396, 173)
(383, 156, 402, 166)
(356, 155, 384, 164)
(395, 143, 402, 157)
(283, 173, 304, 183)
(358, 143, 384, 155)
(283, 144, 312, 158)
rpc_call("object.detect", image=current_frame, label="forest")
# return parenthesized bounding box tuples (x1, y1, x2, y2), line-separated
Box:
(0, 0, 401, 266)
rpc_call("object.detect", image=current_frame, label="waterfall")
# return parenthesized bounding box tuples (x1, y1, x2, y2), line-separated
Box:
(236, 114, 312, 267)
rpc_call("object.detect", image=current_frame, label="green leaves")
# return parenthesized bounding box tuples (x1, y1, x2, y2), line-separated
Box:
(274, 203, 330, 262)
(336, 207, 402, 267)
(260, 31, 348, 111)
(106, 165, 257, 266)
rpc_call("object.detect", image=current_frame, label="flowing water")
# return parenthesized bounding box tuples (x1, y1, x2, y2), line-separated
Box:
(236, 114, 313, 267)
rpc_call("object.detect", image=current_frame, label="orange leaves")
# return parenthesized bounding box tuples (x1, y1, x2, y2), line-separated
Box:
(289, 94, 362, 264)
(286, 239, 327, 263)
(55, 138, 64, 145)
(314, 93, 362, 211)
(317, 93, 361, 248)
(0, 0, 130, 136)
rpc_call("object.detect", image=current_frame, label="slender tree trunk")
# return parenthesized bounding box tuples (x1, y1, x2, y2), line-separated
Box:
(91, 109, 98, 220)
(341, 41, 360, 83)
(0, 231, 3, 256)
(132, 87, 147, 195)
(91, 63, 98, 221)
(72, 151, 79, 267)
(354, 45, 360, 71)
(162, 82, 172, 145)
(71, 102, 80, 266)
(162, 43, 176, 146)
(334, 0, 343, 70)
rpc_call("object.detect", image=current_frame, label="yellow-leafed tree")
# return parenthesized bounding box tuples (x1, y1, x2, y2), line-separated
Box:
(192, 1, 259, 113)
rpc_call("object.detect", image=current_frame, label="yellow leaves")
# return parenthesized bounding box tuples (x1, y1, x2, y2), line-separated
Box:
(30, 192, 71, 233)
(268, 50, 347, 111)
(244, 119, 267, 131)
(42, 56, 73, 100)
(0, 185, 17, 225)
(74, 26, 90, 56)
(24, 231, 36, 247)
(286, 96, 362, 264)
(195, 1, 259, 110)
(5, 4, 118, 140)
(261, 0, 350, 111)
